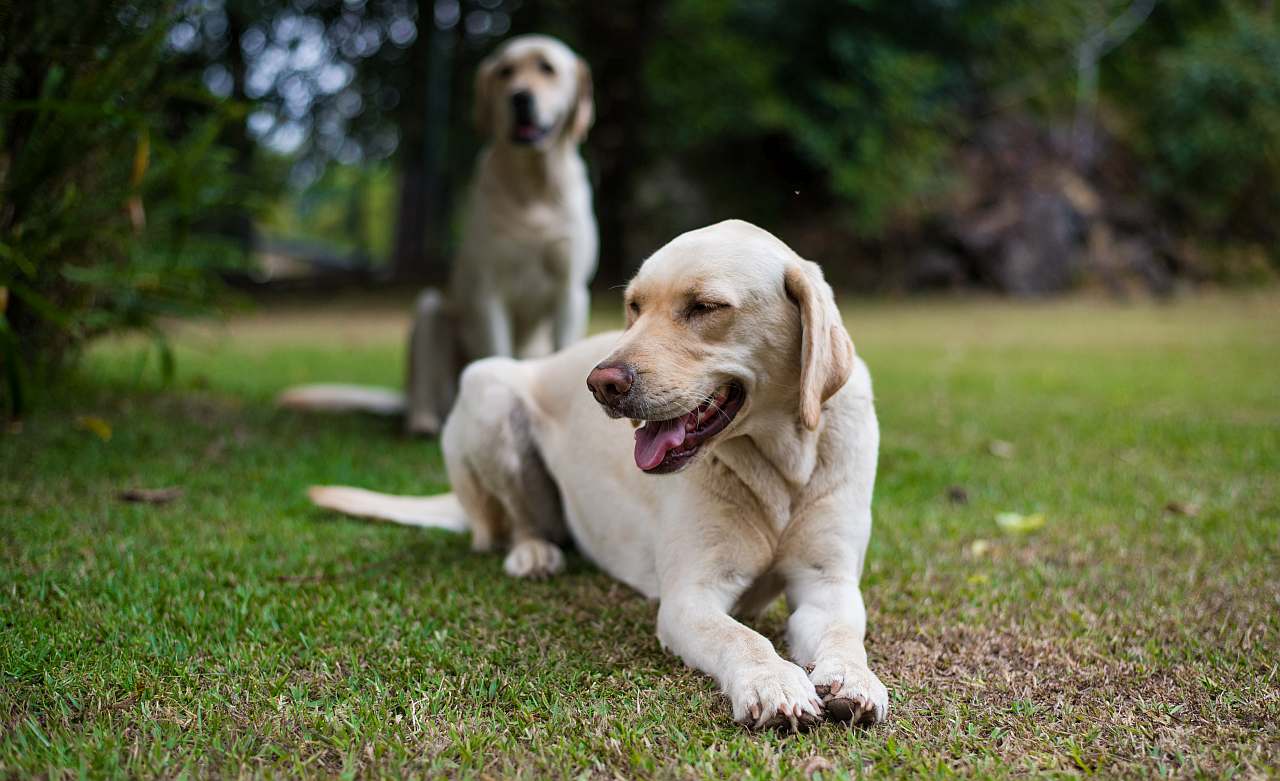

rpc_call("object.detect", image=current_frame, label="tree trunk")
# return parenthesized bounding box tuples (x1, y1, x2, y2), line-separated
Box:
(222, 2, 257, 254)
(574, 0, 664, 285)
(391, 0, 454, 283)
(391, 0, 432, 282)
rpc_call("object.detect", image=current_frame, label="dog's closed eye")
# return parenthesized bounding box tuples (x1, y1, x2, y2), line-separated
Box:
(685, 300, 729, 319)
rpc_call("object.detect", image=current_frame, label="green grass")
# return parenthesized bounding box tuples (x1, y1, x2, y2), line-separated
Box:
(3, 292, 1278, 778)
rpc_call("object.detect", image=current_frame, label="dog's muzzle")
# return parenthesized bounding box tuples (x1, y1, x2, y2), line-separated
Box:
(587, 362, 747, 474)
(510, 91, 547, 144)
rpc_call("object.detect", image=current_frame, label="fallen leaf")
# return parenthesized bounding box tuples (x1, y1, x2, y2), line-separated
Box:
(996, 512, 1046, 533)
(801, 756, 834, 778)
(117, 487, 183, 504)
(968, 539, 992, 557)
(1164, 501, 1200, 517)
(947, 485, 969, 504)
(988, 440, 1016, 459)
(75, 415, 112, 441)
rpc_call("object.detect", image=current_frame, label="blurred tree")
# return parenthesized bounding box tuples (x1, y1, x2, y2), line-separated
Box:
(0, 0, 254, 413)
(1131, 3, 1280, 268)
(645, 0, 969, 242)
(634, 0, 1280, 284)
(388, 0, 441, 280)
(569, 0, 666, 283)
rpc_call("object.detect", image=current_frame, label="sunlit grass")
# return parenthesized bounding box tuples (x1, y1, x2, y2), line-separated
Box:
(3, 291, 1277, 778)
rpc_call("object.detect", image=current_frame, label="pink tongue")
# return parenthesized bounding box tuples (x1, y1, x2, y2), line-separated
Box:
(634, 417, 688, 471)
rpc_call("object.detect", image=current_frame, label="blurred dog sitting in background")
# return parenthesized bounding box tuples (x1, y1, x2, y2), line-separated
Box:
(280, 34, 597, 435)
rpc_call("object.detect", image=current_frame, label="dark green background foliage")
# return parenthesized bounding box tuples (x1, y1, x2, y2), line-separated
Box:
(647, 0, 967, 230)
(643, 0, 1280, 243)
(1141, 7, 1280, 246)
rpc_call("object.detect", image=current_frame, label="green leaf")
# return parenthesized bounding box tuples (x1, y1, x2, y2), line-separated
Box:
(995, 512, 1047, 534)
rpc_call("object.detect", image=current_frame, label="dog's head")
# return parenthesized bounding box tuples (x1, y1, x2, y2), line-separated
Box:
(474, 35, 592, 149)
(587, 220, 854, 474)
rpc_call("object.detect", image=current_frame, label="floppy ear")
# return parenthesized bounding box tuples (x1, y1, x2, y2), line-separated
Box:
(473, 57, 497, 137)
(564, 57, 594, 142)
(784, 260, 855, 431)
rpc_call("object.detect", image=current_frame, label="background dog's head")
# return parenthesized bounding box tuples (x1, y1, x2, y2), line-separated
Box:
(587, 220, 854, 474)
(474, 35, 593, 149)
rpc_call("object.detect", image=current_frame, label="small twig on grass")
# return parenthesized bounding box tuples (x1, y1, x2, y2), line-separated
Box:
(116, 487, 184, 504)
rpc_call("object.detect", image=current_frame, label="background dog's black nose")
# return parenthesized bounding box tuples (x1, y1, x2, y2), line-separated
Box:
(511, 90, 534, 122)
(586, 363, 635, 407)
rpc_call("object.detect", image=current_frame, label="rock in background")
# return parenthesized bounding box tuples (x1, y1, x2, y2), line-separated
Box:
(939, 117, 1183, 297)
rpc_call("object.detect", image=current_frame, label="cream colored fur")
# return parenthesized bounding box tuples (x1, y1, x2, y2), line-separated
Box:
(310, 220, 888, 730)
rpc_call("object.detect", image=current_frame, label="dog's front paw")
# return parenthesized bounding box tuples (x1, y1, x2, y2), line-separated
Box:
(502, 539, 564, 579)
(808, 660, 888, 726)
(729, 661, 823, 733)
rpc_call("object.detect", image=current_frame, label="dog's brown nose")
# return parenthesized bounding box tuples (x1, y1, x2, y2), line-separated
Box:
(586, 363, 635, 407)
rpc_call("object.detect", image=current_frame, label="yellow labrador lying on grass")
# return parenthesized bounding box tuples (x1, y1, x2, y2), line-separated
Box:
(311, 220, 888, 731)
(281, 34, 597, 435)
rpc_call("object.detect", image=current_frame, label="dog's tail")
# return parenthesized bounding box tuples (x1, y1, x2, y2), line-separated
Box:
(308, 486, 467, 532)
(277, 384, 406, 416)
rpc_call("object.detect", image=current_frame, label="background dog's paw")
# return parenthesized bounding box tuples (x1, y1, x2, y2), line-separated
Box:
(502, 539, 564, 579)
(730, 662, 823, 733)
(809, 661, 889, 726)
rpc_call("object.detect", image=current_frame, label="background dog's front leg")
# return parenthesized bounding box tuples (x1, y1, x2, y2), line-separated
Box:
(657, 589, 822, 731)
(786, 568, 889, 726)
(543, 240, 590, 351)
(551, 284, 588, 352)
(472, 294, 514, 358)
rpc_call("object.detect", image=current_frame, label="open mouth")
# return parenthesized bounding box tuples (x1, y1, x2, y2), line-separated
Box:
(632, 383, 746, 474)
(511, 122, 549, 144)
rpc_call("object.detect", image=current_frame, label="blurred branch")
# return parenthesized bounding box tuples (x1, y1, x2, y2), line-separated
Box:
(1072, 0, 1158, 168)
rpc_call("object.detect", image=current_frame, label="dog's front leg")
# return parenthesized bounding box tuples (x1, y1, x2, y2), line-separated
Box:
(657, 583, 822, 731)
(474, 294, 514, 358)
(783, 506, 889, 726)
(544, 240, 589, 351)
(551, 283, 588, 351)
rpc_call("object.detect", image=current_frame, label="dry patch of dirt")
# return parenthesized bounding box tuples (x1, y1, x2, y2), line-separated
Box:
(876, 618, 1279, 775)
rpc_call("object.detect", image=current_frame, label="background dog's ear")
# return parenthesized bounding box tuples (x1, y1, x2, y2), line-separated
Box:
(784, 260, 855, 430)
(565, 58, 594, 143)
(473, 57, 497, 137)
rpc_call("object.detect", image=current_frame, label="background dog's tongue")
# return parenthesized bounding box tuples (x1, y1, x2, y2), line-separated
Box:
(634, 418, 687, 471)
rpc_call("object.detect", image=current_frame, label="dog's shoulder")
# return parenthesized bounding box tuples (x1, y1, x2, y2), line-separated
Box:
(810, 354, 879, 496)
